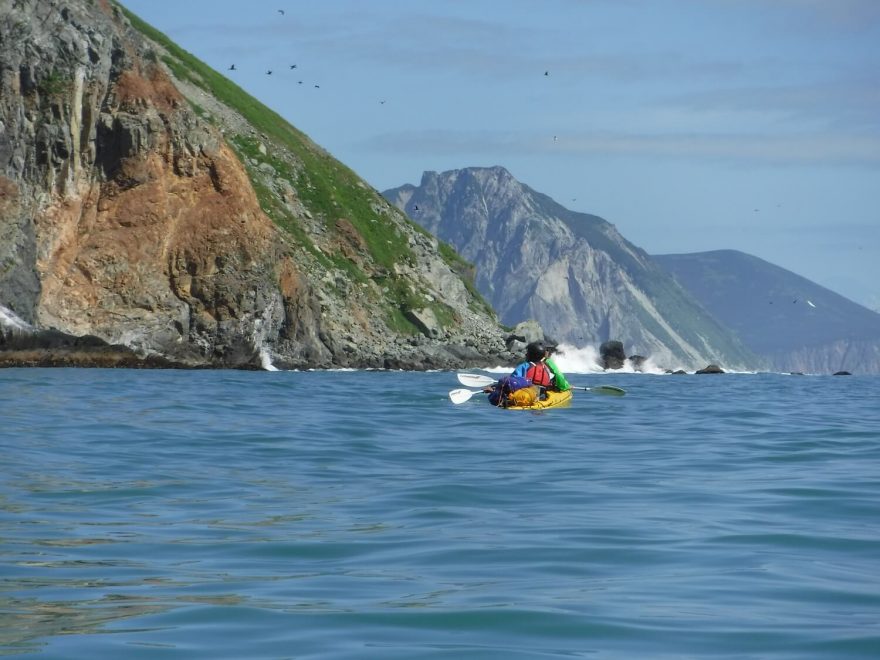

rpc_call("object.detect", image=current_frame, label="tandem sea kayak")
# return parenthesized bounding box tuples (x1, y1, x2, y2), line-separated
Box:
(449, 374, 623, 406)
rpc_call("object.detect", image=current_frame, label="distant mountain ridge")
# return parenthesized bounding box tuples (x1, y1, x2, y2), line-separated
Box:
(385, 167, 761, 371)
(653, 250, 880, 373)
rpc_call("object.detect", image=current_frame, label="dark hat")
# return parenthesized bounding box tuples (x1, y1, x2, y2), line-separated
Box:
(525, 341, 546, 362)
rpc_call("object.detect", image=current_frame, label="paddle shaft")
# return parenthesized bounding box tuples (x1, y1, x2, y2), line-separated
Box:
(457, 373, 625, 396)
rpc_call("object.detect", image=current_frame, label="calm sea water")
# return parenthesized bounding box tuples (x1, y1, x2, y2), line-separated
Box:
(1, 368, 878, 659)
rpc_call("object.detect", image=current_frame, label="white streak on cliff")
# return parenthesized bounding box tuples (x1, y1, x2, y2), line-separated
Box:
(0, 305, 33, 331)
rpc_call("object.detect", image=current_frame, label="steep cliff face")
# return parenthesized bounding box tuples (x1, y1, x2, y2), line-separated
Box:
(386, 167, 761, 371)
(0, 0, 513, 369)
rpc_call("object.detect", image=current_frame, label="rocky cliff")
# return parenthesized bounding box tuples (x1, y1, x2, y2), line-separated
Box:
(385, 167, 761, 371)
(0, 0, 515, 369)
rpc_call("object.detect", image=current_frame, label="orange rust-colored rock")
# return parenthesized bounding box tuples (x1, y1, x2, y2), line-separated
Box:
(114, 67, 183, 114)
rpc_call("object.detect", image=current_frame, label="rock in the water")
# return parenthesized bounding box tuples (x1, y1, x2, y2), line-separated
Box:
(628, 354, 647, 371)
(600, 340, 627, 370)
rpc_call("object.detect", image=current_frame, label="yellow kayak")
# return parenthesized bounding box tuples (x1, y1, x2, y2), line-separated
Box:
(505, 389, 573, 410)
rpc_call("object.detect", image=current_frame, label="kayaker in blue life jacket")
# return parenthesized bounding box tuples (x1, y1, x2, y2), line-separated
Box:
(512, 341, 571, 394)
(513, 341, 553, 388)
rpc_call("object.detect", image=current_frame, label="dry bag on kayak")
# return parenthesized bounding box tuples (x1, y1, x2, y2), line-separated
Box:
(487, 375, 536, 407)
(507, 385, 539, 407)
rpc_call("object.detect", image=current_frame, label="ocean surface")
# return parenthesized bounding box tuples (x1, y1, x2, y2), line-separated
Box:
(1, 368, 879, 659)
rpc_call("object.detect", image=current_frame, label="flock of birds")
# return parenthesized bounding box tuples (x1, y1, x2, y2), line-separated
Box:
(222, 10, 552, 116)
(224, 10, 327, 91)
(229, 61, 322, 89)
(228, 60, 324, 89)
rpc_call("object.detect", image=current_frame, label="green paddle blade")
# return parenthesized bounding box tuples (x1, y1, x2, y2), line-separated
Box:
(587, 385, 626, 396)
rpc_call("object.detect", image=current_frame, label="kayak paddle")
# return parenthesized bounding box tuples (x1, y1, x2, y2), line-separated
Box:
(456, 372, 625, 396)
(449, 388, 483, 404)
(457, 373, 498, 388)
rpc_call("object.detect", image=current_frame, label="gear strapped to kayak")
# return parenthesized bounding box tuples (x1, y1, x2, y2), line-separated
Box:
(487, 375, 536, 407)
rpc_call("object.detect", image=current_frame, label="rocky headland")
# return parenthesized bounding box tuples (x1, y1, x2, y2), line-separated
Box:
(0, 0, 517, 370)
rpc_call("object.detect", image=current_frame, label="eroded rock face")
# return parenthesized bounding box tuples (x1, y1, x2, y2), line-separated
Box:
(0, 0, 515, 370)
(1, 5, 287, 366)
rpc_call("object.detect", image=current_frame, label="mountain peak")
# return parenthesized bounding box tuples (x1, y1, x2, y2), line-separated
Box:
(420, 165, 514, 186)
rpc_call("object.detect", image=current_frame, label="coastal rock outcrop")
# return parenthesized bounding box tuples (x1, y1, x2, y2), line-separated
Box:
(0, 323, 186, 368)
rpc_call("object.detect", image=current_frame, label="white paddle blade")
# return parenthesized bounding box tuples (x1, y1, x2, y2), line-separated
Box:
(456, 373, 497, 388)
(449, 388, 481, 404)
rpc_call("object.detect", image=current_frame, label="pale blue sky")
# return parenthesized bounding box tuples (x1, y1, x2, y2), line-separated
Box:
(122, 0, 879, 310)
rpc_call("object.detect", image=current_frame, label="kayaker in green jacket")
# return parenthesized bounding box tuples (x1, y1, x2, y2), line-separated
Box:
(543, 342, 571, 392)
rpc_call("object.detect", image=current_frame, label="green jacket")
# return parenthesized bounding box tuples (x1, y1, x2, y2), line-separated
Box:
(545, 357, 570, 391)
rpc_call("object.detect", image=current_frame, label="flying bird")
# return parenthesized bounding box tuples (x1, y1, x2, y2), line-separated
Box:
(228, 64, 236, 70)
(544, 70, 549, 76)
(290, 64, 297, 69)
(278, 9, 284, 15)
(266, 70, 273, 75)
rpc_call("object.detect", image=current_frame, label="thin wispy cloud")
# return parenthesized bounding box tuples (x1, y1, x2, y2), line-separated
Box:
(667, 80, 880, 132)
(713, 0, 880, 31)
(359, 128, 880, 168)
